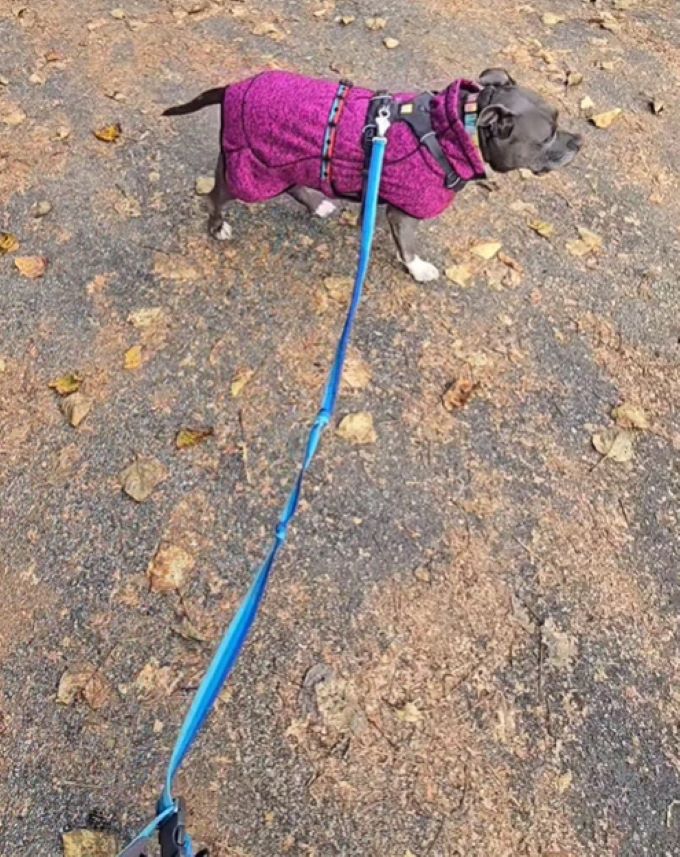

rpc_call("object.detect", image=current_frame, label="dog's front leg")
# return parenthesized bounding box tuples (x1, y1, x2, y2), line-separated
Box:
(208, 152, 233, 240)
(386, 205, 439, 283)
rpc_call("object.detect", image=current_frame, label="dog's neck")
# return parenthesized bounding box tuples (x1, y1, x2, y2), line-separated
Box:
(429, 81, 487, 185)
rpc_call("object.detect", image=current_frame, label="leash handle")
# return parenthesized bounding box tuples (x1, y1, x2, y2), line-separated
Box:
(117, 121, 390, 857)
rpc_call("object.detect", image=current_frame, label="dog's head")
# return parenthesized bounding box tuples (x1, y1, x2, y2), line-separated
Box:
(475, 68, 582, 176)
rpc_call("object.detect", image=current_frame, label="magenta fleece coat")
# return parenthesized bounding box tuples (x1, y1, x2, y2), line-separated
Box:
(220, 71, 486, 220)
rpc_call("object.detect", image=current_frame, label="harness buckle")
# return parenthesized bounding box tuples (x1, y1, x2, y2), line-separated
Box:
(158, 798, 187, 857)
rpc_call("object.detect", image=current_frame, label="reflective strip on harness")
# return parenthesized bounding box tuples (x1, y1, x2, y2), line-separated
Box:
(321, 81, 352, 183)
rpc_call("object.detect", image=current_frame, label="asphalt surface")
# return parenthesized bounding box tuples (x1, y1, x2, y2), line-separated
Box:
(1, 1, 679, 855)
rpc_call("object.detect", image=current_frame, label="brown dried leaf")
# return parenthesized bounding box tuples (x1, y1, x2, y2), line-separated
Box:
(231, 367, 255, 398)
(542, 12, 564, 25)
(94, 122, 122, 142)
(175, 426, 214, 449)
(591, 108, 622, 129)
(62, 830, 117, 857)
(442, 377, 478, 411)
(124, 344, 143, 370)
(611, 402, 649, 430)
(147, 543, 195, 592)
(592, 428, 634, 463)
(565, 70, 583, 87)
(119, 456, 168, 502)
(57, 664, 111, 710)
(128, 307, 164, 328)
(396, 701, 423, 723)
(14, 255, 47, 279)
(49, 373, 81, 395)
(338, 14, 355, 24)
(323, 275, 353, 302)
(0, 232, 19, 254)
(342, 350, 371, 391)
(577, 226, 603, 251)
(336, 411, 376, 444)
(61, 392, 93, 427)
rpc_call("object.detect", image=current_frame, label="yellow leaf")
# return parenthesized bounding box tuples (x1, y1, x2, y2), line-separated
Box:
(94, 122, 122, 142)
(176, 426, 214, 449)
(471, 240, 502, 260)
(612, 403, 649, 430)
(231, 367, 255, 398)
(14, 255, 47, 278)
(365, 16, 387, 29)
(444, 263, 473, 287)
(124, 344, 143, 370)
(62, 829, 117, 857)
(579, 95, 595, 113)
(592, 428, 634, 463)
(383, 36, 400, 49)
(591, 108, 622, 129)
(119, 456, 168, 502)
(342, 350, 372, 391)
(396, 702, 423, 723)
(195, 175, 214, 195)
(0, 232, 19, 254)
(128, 306, 164, 328)
(147, 543, 195, 592)
(528, 219, 554, 239)
(61, 392, 93, 427)
(336, 411, 377, 444)
(542, 12, 564, 25)
(565, 239, 593, 258)
(565, 70, 583, 87)
(577, 226, 603, 251)
(49, 373, 82, 395)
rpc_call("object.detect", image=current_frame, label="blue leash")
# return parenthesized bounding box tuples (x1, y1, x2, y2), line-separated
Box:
(117, 109, 392, 857)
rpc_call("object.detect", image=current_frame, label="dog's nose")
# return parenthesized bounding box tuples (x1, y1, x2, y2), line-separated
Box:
(568, 133, 583, 151)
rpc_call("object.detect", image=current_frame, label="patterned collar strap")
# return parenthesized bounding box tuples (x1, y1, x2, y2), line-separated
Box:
(463, 91, 480, 147)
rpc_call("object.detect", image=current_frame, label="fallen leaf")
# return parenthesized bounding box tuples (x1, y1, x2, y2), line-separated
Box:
(57, 664, 111, 710)
(110, 7, 126, 18)
(337, 411, 376, 444)
(565, 70, 583, 87)
(498, 251, 523, 273)
(251, 20, 286, 40)
(543, 617, 578, 668)
(542, 12, 564, 25)
(231, 367, 255, 398)
(565, 239, 592, 258)
(442, 377, 478, 411)
(49, 373, 82, 395)
(0, 232, 19, 254)
(557, 771, 574, 793)
(591, 108, 622, 129)
(444, 263, 473, 288)
(383, 36, 400, 49)
(195, 175, 214, 195)
(365, 16, 387, 29)
(62, 830, 117, 857)
(338, 14, 355, 24)
(342, 350, 372, 391)
(592, 428, 634, 463)
(134, 658, 180, 697)
(528, 219, 555, 239)
(2, 106, 26, 126)
(119, 456, 168, 502)
(577, 226, 603, 251)
(147, 543, 195, 592)
(124, 344, 143, 370)
(471, 240, 502, 260)
(396, 702, 423, 723)
(114, 194, 141, 218)
(323, 275, 353, 302)
(579, 95, 595, 113)
(599, 60, 615, 71)
(55, 125, 71, 140)
(176, 426, 214, 449)
(612, 402, 649, 430)
(32, 199, 52, 217)
(14, 256, 47, 278)
(94, 122, 122, 142)
(650, 98, 664, 115)
(61, 392, 93, 427)
(128, 307, 164, 328)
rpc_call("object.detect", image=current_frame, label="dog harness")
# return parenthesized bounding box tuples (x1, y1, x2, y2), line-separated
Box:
(220, 71, 487, 219)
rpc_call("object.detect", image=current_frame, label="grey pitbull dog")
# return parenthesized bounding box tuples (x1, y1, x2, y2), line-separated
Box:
(165, 68, 582, 282)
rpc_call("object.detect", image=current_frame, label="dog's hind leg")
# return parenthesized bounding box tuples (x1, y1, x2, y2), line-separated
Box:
(288, 186, 337, 219)
(208, 152, 233, 240)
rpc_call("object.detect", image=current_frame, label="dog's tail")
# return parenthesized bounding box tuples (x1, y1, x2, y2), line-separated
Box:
(163, 87, 225, 116)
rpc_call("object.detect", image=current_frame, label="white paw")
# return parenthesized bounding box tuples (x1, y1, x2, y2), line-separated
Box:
(314, 199, 337, 219)
(211, 221, 232, 241)
(406, 256, 440, 283)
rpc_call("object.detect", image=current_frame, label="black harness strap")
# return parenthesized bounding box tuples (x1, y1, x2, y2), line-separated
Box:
(363, 90, 467, 192)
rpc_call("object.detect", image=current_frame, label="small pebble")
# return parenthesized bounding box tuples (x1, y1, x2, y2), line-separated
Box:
(33, 200, 53, 217)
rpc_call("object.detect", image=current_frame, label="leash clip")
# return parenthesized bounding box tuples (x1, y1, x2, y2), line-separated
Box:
(158, 798, 187, 857)
(375, 106, 391, 138)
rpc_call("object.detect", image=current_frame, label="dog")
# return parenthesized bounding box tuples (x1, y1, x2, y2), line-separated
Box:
(164, 68, 582, 283)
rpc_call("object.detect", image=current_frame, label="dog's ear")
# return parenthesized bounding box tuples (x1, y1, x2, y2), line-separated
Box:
(479, 68, 516, 88)
(477, 103, 515, 139)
